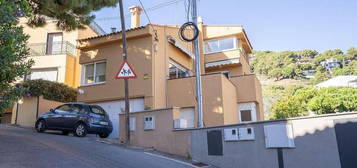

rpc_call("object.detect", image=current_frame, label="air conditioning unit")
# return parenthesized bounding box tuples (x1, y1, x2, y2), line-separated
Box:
(144, 116, 155, 130)
(224, 128, 239, 141)
(174, 119, 188, 129)
(238, 127, 255, 140)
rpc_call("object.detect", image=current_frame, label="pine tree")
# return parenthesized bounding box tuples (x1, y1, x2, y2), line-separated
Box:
(0, 0, 34, 113)
(27, 0, 119, 31)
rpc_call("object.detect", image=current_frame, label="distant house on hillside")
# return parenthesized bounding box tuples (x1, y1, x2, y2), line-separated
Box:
(321, 58, 342, 71)
(316, 75, 357, 88)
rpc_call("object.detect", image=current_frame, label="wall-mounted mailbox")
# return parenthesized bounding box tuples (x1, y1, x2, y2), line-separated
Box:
(224, 128, 239, 141)
(239, 127, 255, 140)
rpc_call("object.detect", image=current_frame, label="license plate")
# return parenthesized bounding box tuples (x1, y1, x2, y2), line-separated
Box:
(99, 121, 108, 126)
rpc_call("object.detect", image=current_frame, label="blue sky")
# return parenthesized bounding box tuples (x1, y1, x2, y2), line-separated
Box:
(93, 0, 357, 52)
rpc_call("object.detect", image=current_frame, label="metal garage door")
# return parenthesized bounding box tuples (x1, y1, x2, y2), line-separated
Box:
(334, 119, 357, 168)
(95, 98, 144, 139)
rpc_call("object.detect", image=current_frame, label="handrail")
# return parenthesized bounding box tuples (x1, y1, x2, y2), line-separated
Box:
(28, 41, 76, 57)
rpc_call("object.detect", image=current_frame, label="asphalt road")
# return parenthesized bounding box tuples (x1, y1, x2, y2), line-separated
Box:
(0, 125, 197, 168)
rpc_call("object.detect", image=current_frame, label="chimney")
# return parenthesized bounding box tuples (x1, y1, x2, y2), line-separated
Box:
(129, 6, 142, 28)
(110, 27, 117, 33)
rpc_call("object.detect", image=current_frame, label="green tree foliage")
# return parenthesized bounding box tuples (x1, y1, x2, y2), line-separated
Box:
(269, 87, 317, 119)
(346, 47, 357, 60)
(313, 49, 344, 65)
(17, 80, 77, 102)
(332, 61, 357, 76)
(253, 48, 357, 83)
(27, 0, 118, 31)
(252, 51, 305, 80)
(270, 87, 357, 119)
(310, 71, 329, 85)
(296, 49, 319, 59)
(0, 0, 34, 113)
(308, 87, 357, 114)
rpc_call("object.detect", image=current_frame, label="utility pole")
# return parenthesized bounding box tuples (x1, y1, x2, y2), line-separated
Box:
(118, 0, 131, 144)
(191, 0, 203, 128)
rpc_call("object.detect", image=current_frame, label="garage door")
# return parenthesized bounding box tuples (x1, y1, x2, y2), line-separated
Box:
(95, 98, 144, 139)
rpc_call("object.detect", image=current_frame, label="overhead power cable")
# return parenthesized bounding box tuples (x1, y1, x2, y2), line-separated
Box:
(96, 0, 184, 21)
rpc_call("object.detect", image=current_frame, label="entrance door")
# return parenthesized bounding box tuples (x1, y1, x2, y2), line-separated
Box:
(95, 98, 144, 139)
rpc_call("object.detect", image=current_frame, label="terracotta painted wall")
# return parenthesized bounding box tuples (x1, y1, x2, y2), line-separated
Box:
(167, 73, 240, 127)
(150, 26, 194, 109)
(230, 74, 264, 120)
(78, 36, 154, 107)
(204, 48, 240, 63)
(221, 76, 239, 125)
(119, 108, 192, 157)
(205, 65, 243, 76)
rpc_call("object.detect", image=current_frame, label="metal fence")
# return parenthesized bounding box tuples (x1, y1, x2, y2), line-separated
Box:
(28, 41, 76, 56)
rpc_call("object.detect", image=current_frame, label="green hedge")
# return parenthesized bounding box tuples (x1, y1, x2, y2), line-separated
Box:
(17, 79, 77, 102)
(270, 87, 357, 119)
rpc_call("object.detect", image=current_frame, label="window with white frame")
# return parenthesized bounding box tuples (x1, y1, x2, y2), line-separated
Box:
(83, 61, 106, 85)
(168, 60, 190, 79)
(204, 37, 237, 54)
(238, 102, 257, 122)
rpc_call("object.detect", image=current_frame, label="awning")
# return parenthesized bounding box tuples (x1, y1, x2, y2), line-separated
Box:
(205, 58, 240, 68)
(167, 36, 195, 59)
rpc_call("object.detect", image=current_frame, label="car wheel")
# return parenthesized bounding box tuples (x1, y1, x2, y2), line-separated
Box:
(99, 133, 109, 138)
(62, 131, 70, 135)
(35, 120, 46, 133)
(74, 123, 87, 137)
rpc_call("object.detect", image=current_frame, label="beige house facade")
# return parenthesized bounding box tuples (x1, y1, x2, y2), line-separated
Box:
(77, 6, 263, 139)
(2, 19, 104, 125)
(19, 18, 103, 88)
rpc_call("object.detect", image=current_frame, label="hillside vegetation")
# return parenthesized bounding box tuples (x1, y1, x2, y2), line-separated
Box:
(252, 48, 357, 84)
(251, 48, 357, 119)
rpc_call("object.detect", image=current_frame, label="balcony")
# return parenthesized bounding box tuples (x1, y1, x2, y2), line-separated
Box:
(28, 41, 76, 57)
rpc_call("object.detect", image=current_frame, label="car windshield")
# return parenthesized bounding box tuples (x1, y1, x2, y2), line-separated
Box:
(89, 105, 106, 115)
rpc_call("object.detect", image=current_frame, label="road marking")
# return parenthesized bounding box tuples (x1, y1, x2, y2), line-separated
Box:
(144, 152, 200, 168)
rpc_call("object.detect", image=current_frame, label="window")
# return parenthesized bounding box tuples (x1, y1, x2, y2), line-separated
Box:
(204, 37, 237, 54)
(72, 104, 86, 114)
(240, 110, 252, 122)
(180, 108, 195, 128)
(55, 104, 71, 113)
(168, 60, 189, 79)
(46, 33, 63, 55)
(83, 61, 106, 85)
(238, 102, 257, 123)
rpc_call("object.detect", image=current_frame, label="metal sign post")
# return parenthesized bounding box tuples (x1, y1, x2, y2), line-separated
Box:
(118, 0, 131, 144)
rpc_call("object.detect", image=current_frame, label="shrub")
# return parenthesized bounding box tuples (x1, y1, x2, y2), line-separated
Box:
(270, 87, 357, 119)
(17, 79, 77, 102)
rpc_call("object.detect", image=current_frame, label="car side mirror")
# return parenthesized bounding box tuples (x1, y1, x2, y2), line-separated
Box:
(50, 109, 55, 113)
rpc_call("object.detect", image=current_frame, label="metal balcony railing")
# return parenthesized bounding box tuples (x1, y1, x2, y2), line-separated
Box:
(28, 41, 76, 56)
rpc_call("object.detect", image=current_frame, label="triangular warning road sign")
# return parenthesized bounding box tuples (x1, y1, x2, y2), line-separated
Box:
(115, 61, 137, 79)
